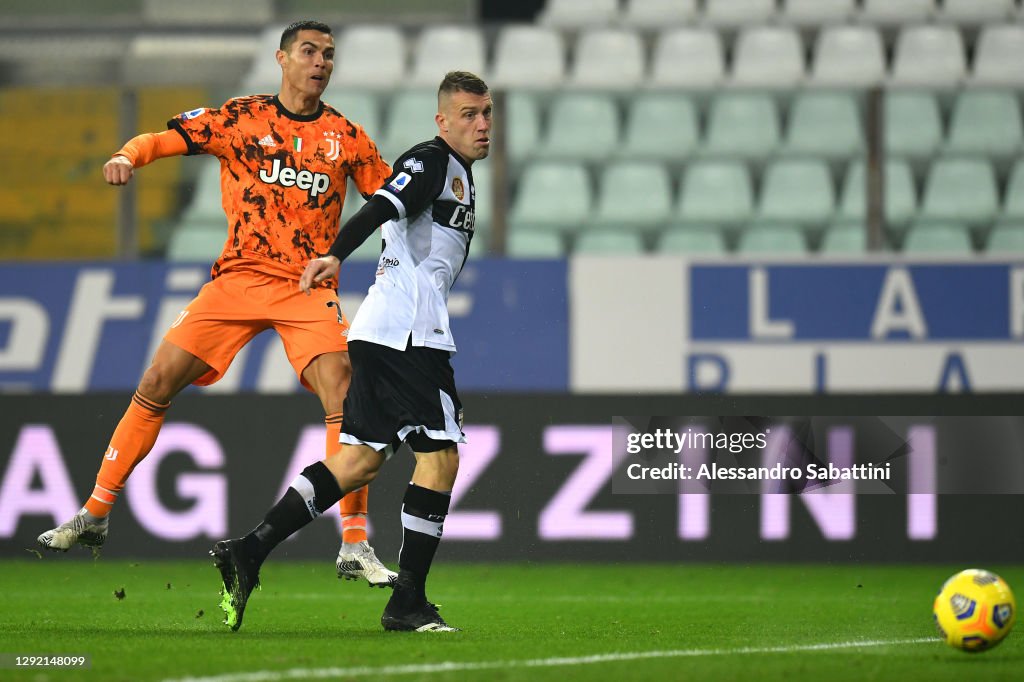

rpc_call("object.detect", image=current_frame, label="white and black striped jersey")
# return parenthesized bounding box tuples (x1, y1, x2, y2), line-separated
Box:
(348, 137, 476, 353)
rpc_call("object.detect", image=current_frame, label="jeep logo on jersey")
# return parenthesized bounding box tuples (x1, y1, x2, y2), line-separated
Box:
(258, 158, 330, 198)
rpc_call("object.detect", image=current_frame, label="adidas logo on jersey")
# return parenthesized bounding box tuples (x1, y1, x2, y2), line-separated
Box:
(258, 135, 276, 147)
(259, 158, 331, 198)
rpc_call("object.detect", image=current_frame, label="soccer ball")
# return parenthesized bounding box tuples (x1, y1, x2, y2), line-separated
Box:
(933, 569, 1016, 652)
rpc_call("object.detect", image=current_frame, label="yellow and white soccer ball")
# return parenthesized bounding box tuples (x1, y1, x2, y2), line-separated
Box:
(933, 569, 1016, 652)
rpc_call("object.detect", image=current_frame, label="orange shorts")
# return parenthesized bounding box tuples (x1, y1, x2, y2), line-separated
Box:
(163, 268, 349, 391)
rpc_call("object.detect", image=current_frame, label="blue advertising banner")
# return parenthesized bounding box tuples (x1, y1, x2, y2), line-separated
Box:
(0, 260, 568, 393)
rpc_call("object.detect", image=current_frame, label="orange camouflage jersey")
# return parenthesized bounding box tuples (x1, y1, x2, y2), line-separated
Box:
(169, 94, 391, 282)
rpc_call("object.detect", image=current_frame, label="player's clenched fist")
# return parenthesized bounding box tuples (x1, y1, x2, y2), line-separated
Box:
(103, 155, 135, 185)
(300, 255, 341, 294)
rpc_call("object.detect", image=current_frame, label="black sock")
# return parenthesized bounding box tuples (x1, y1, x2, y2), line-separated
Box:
(396, 483, 451, 604)
(243, 461, 343, 566)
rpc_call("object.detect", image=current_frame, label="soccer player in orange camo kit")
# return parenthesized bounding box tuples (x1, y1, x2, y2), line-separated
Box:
(37, 19, 397, 587)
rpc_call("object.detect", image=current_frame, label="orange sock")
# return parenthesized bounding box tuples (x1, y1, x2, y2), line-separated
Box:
(84, 391, 170, 518)
(325, 411, 369, 543)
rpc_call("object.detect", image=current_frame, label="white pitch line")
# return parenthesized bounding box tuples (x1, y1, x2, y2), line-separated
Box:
(162, 637, 938, 682)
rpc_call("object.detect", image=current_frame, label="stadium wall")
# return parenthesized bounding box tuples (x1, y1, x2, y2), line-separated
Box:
(1, 257, 1023, 394)
(1, 394, 1022, 562)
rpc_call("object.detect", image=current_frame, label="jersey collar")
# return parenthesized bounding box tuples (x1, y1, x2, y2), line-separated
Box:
(434, 136, 473, 178)
(273, 95, 324, 122)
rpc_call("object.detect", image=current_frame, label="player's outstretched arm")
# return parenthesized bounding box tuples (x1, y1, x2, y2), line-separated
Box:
(104, 130, 188, 186)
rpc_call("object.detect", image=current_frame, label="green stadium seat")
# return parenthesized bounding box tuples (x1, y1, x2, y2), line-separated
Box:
(837, 159, 917, 230)
(987, 222, 1024, 253)
(510, 161, 591, 233)
(657, 227, 727, 255)
(537, 93, 619, 162)
(920, 158, 999, 227)
(381, 90, 438, 161)
(701, 93, 780, 161)
(1001, 160, 1024, 219)
(738, 224, 807, 255)
(885, 92, 943, 161)
(944, 90, 1023, 159)
(592, 162, 673, 231)
(782, 91, 863, 161)
(166, 224, 225, 262)
(676, 160, 754, 228)
(618, 93, 699, 161)
(507, 92, 541, 163)
(903, 221, 973, 254)
(757, 159, 835, 230)
(507, 230, 564, 257)
(818, 220, 892, 254)
(574, 231, 645, 254)
(326, 90, 380, 138)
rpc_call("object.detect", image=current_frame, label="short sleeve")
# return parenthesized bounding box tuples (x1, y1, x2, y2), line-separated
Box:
(167, 102, 233, 157)
(372, 145, 447, 221)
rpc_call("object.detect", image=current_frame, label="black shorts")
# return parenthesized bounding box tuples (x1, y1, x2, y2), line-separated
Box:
(341, 340, 465, 457)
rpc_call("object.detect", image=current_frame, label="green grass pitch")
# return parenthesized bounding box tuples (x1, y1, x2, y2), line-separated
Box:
(0, 560, 1022, 681)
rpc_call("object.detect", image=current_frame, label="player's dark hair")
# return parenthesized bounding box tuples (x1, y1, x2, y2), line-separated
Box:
(438, 71, 489, 100)
(280, 20, 333, 51)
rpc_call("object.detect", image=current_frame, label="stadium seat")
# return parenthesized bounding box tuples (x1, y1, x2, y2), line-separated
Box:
(701, 0, 775, 28)
(143, 0, 270, 25)
(701, 92, 780, 161)
(860, 0, 935, 25)
(568, 28, 645, 90)
(808, 25, 886, 88)
(657, 228, 727, 255)
(470, 162, 492, 232)
(903, 221, 973, 254)
(239, 23, 287, 90)
(944, 91, 1023, 159)
(538, 0, 619, 29)
(987, 222, 1024, 252)
(509, 161, 591, 233)
(574, 231, 645, 254)
(167, 225, 226, 262)
(779, 0, 855, 28)
(730, 26, 805, 89)
(737, 224, 807, 254)
(618, 93, 699, 160)
(939, 0, 1014, 26)
(536, 93, 619, 161)
(409, 26, 486, 88)
(782, 91, 863, 160)
(331, 25, 406, 90)
(837, 160, 917, 230)
(820, 220, 871, 254)
(1002, 160, 1024, 219)
(649, 28, 725, 90)
(885, 92, 943, 161)
(676, 160, 754, 227)
(621, 0, 697, 29)
(380, 90, 438, 161)
(890, 25, 967, 87)
(181, 159, 227, 225)
(592, 162, 673, 231)
(757, 159, 835, 229)
(507, 230, 565, 257)
(325, 90, 380, 138)
(490, 26, 565, 89)
(969, 25, 1024, 87)
(125, 34, 258, 87)
(504, 92, 541, 164)
(920, 158, 999, 227)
